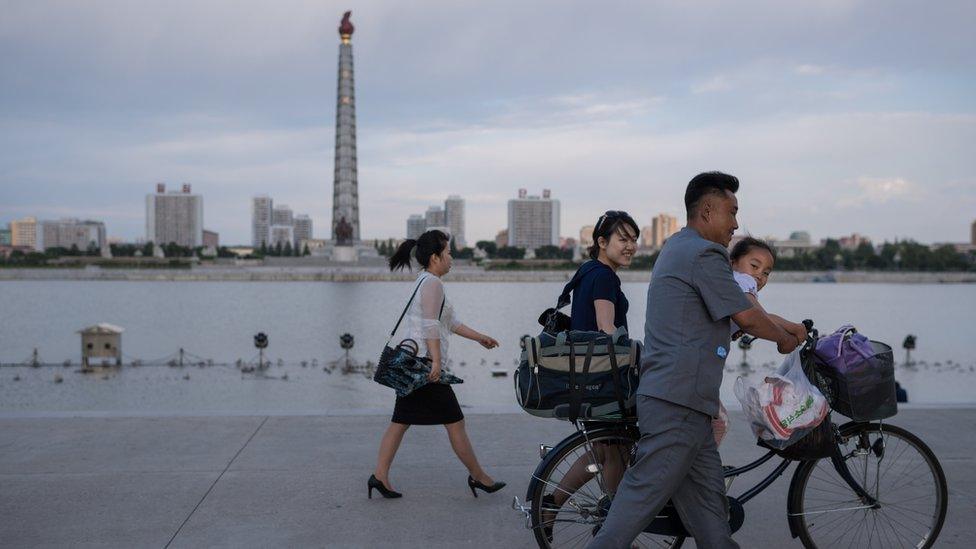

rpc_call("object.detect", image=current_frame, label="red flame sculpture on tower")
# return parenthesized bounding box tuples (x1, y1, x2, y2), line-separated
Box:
(339, 11, 354, 38)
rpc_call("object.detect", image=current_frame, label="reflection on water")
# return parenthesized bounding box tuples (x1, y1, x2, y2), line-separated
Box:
(0, 280, 974, 413)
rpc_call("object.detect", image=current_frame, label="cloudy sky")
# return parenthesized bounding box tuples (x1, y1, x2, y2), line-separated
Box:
(1, 0, 974, 245)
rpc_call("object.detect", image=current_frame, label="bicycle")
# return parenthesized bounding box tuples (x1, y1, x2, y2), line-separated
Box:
(513, 320, 948, 548)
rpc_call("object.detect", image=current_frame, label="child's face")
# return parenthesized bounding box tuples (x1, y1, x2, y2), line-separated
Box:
(732, 247, 774, 290)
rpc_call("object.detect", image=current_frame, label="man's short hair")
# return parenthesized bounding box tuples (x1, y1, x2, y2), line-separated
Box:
(684, 172, 740, 215)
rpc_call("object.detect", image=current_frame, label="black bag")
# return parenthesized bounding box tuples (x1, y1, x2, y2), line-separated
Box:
(812, 341, 897, 422)
(515, 329, 641, 421)
(518, 262, 641, 421)
(373, 276, 461, 397)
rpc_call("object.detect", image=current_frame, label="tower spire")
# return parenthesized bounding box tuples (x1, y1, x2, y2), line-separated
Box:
(332, 10, 359, 245)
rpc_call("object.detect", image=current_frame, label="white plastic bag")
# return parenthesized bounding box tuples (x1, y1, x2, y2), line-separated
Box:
(734, 349, 829, 449)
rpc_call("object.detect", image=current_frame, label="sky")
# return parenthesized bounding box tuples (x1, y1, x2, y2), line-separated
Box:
(1, 0, 974, 246)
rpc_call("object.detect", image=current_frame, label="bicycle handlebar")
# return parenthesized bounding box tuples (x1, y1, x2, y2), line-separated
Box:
(800, 319, 818, 354)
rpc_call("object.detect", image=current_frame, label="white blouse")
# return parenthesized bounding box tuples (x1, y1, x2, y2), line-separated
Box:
(397, 272, 462, 366)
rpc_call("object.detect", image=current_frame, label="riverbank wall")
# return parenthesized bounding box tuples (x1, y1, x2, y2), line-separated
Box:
(1, 265, 974, 283)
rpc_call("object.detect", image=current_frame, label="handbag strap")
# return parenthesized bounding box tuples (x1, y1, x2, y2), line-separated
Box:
(828, 324, 858, 357)
(570, 339, 597, 423)
(556, 260, 602, 310)
(387, 275, 428, 344)
(606, 339, 627, 416)
(567, 335, 578, 422)
(387, 274, 448, 345)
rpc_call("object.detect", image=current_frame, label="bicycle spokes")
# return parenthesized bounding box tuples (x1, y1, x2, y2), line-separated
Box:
(791, 424, 946, 549)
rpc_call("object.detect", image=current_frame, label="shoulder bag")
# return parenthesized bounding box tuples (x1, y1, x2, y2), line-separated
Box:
(373, 276, 463, 397)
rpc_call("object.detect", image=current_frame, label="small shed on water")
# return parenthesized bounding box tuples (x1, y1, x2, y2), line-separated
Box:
(78, 323, 123, 367)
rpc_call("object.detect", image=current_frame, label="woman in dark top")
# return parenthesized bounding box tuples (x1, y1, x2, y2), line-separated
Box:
(569, 247, 630, 333)
(543, 211, 640, 539)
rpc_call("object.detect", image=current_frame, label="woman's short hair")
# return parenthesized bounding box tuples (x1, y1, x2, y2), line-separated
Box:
(588, 211, 640, 260)
(389, 230, 450, 271)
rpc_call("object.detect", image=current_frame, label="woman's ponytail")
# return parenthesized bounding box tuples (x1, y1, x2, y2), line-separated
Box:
(389, 239, 418, 271)
(388, 230, 450, 272)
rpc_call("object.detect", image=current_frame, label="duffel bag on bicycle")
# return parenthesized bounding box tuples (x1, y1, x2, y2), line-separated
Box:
(515, 328, 641, 420)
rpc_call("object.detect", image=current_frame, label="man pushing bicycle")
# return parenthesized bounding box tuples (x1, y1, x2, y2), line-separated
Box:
(587, 172, 802, 549)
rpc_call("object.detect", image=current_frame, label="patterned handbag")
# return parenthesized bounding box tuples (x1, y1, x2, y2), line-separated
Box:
(373, 276, 464, 397)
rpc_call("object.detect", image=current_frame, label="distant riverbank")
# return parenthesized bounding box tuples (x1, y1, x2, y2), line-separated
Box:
(1, 266, 974, 283)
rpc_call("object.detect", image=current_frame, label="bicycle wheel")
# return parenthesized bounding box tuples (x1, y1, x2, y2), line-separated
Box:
(527, 426, 685, 549)
(788, 422, 947, 548)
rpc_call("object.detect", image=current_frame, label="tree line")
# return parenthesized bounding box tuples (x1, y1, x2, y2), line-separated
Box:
(370, 237, 974, 272)
(773, 240, 973, 272)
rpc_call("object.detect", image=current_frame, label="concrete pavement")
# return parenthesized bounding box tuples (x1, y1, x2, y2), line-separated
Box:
(1, 409, 973, 548)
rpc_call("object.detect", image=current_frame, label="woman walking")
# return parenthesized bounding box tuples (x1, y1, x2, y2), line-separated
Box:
(369, 229, 506, 499)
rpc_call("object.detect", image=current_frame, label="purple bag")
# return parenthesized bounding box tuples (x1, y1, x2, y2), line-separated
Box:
(814, 324, 877, 373)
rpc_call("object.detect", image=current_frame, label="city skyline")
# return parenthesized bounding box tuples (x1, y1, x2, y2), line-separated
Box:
(1, 3, 974, 245)
(4, 185, 976, 249)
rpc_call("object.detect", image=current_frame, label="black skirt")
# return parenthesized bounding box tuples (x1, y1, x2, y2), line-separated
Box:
(392, 383, 464, 425)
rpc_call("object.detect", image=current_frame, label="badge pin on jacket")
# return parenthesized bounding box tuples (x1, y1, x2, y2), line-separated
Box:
(717, 346, 728, 359)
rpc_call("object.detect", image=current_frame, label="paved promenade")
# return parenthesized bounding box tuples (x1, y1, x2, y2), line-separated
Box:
(1, 409, 973, 548)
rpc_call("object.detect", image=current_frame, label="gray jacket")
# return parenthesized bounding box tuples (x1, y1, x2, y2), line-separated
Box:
(637, 227, 752, 417)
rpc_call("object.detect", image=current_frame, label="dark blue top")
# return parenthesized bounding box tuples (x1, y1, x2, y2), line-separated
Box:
(570, 260, 629, 332)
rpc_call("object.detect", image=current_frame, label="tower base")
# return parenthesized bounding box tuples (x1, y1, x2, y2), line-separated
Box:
(332, 246, 357, 263)
(305, 240, 380, 263)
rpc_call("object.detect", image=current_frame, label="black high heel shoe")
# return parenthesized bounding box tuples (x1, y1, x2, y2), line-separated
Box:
(368, 474, 402, 499)
(467, 475, 506, 497)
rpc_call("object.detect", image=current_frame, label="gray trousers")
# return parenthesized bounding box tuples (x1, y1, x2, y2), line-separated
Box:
(586, 396, 739, 549)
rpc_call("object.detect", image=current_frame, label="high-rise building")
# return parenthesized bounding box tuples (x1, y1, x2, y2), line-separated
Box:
(272, 205, 294, 227)
(252, 195, 273, 248)
(650, 213, 680, 249)
(971, 219, 976, 246)
(0, 228, 11, 246)
(9, 217, 38, 249)
(146, 183, 203, 248)
(270, 225, 294, 249)
(507, 189, 560, 250)
(293, 215, 313, 247)
(40, 219, 106, 252)
(407, 215, 426, 239)
(202, 230, 219, 249)
(639, 226, 654, 249)
(444, 195, 466, 248)
(331, 11, 360, 244)
(495, 229, 508, 249)
(425, 205, 446, 228)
